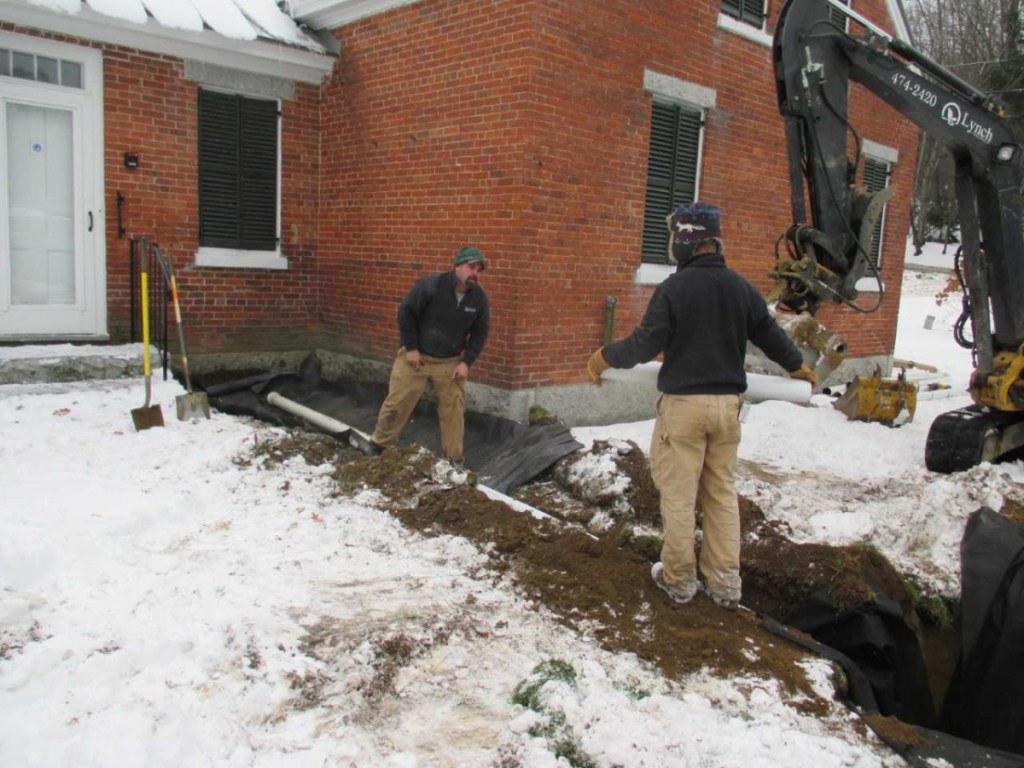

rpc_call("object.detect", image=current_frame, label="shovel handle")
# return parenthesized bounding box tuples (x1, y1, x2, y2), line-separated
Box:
(156, 245, 194, 394)
(140, 270, 152, 379)
(169, 275, 193, 392)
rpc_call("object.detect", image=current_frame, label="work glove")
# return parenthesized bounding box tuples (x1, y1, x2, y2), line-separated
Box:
(788, 363, 819, 388)
(587, 348, 611, 386)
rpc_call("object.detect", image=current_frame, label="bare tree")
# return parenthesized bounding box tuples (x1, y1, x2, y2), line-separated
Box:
(901, 0, 1023, 244)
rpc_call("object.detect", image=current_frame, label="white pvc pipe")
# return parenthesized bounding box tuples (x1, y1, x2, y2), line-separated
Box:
(267, 391, 361, 436)
(601, 362, 812, 404)
(269, 392, 576, 527)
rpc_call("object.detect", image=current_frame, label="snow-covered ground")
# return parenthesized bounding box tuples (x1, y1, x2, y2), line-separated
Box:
(2, 240, 1019, 767)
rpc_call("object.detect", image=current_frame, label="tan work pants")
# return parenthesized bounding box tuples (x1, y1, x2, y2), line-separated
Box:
(371, 348, 467, 462)
(649, 393, 742, 599)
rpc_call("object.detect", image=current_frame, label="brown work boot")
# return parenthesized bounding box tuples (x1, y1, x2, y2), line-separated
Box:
(706, 584, 741, 611)
(651, 562, 698, 605)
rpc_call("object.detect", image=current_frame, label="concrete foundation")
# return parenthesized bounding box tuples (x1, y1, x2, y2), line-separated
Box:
(0, 343, 897, 427)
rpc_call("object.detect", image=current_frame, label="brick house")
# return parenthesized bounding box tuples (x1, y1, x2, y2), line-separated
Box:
(0, 0, 916, 424)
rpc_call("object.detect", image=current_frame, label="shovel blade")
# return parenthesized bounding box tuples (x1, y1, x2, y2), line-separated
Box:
(176, 392, 211, 421)
(347, 429, 384, 456)
(132, 405, 165, 431)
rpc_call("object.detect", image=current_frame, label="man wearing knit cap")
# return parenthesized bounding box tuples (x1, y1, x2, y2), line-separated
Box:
(586, 202, 817, 610)
(369, 246, 490, 465)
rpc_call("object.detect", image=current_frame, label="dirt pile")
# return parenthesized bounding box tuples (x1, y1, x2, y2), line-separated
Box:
(248, 429, 961, 723)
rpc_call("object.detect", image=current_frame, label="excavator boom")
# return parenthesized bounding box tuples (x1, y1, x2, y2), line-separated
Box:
(772, 0, 1024, 471)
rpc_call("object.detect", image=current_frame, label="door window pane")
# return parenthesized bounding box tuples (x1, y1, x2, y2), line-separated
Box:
(12, 51, 33, 80)
(2, 50, 84, 89)
(60, 60, 82, 89)
(36, 56, 58, 84)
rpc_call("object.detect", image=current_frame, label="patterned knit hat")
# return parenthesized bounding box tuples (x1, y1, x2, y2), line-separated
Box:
(668, 201, 722, 261)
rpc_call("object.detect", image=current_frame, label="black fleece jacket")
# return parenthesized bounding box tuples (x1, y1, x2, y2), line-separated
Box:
(397, 270, 490, 365)
(602, 252, 803, 395)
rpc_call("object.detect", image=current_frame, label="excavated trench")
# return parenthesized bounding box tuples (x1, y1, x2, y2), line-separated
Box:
(206, 357, 1024, 766)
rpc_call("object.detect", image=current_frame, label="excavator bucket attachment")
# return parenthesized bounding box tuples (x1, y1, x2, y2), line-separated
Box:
(747, 311, 847, 386)
(775, 311, 847, 384)
(833, 368, 918, 427)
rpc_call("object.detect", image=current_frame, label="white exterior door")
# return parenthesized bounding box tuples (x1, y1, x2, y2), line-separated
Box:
(0, 33, 104, 339)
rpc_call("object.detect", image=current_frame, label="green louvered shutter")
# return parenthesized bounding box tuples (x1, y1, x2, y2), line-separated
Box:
(863, 157, 891, 267)
(828, 0, 850, 32)
(720, 0, 766, 28)
(199, 89, 278, 251)
(240, 98, 278, 250)
(642, 101, 703, 264)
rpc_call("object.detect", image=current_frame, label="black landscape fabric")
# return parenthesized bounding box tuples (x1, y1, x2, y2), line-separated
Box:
(941, 507, 1024, 757)
(202, 352, 583, 494)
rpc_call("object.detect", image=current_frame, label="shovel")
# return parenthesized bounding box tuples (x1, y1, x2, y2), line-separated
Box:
(131, 243, 165, 431)
(154, 246, 210, 421)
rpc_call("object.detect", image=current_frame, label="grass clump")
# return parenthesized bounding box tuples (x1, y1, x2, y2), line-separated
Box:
(510, 660, 596, 768)
(510, 659, 576, 710)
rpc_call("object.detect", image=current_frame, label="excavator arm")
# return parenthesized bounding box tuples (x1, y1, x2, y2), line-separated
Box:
(771, 0, 1024, 470)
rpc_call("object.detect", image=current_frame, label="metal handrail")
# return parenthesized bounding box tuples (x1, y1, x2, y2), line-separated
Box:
(129, 237, 170, 380)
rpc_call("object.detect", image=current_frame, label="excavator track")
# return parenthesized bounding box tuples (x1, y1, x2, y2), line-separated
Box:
(925, 406, 1024, 473)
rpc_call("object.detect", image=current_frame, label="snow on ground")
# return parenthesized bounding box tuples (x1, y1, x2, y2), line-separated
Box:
(0, 240, 1017, 767)
(0, 377, 895, 767)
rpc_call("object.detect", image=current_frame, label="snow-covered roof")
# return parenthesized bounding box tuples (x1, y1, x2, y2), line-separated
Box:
(289, 0, 422, 28)
(0, 0, 336, 83)
(27, 0, 322, 48)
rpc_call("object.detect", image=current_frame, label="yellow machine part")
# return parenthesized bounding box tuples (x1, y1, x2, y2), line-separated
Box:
(833, 368, 918, 427)
(970, 346, 1024, 412)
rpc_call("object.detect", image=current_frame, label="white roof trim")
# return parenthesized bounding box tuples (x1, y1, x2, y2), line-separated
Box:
(862, 138, 899, 164)
(0, 0, 335, 83)
(290, 0, 422, 28)
(884, 0, 912, 42)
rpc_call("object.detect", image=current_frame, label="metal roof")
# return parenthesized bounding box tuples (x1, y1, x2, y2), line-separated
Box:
(0, 0, 336, 82)
(288, 0, 421, 28)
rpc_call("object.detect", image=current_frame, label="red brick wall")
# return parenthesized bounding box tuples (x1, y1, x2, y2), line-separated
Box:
(101, 48, 322, 352)
(1, 24, 323, 353)
(318, 0, 918, 390)
(6, 0, 916, 386)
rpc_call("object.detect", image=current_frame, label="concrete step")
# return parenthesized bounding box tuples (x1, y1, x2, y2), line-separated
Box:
(0, 344, 153, 385)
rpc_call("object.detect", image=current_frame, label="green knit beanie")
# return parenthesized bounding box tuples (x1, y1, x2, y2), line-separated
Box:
(454, 246, 486, 270)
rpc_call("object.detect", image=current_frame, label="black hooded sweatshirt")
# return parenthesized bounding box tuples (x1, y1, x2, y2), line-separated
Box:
(398, 270, 490, 365)
(602, 252, 802, 395)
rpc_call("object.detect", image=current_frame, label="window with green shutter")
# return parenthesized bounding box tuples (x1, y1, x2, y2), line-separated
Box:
(642, 100, 704, 264)
(198, 89, 279, 252)
(863, 156, 891, 267)
(720, 0, 766, 29)
(828, 0, 850, 32)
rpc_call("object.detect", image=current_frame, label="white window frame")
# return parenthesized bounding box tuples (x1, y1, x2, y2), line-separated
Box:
(855, 139, 898, 293)
(717, 0, 773, 47)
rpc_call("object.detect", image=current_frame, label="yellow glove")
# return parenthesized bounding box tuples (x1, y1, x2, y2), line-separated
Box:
(587, 348, 611, 386)
(788, 363, 819, 388)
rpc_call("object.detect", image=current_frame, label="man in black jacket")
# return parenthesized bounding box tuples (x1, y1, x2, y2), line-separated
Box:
(587, 202, 816, 609)
(370, 247, 490, 464)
